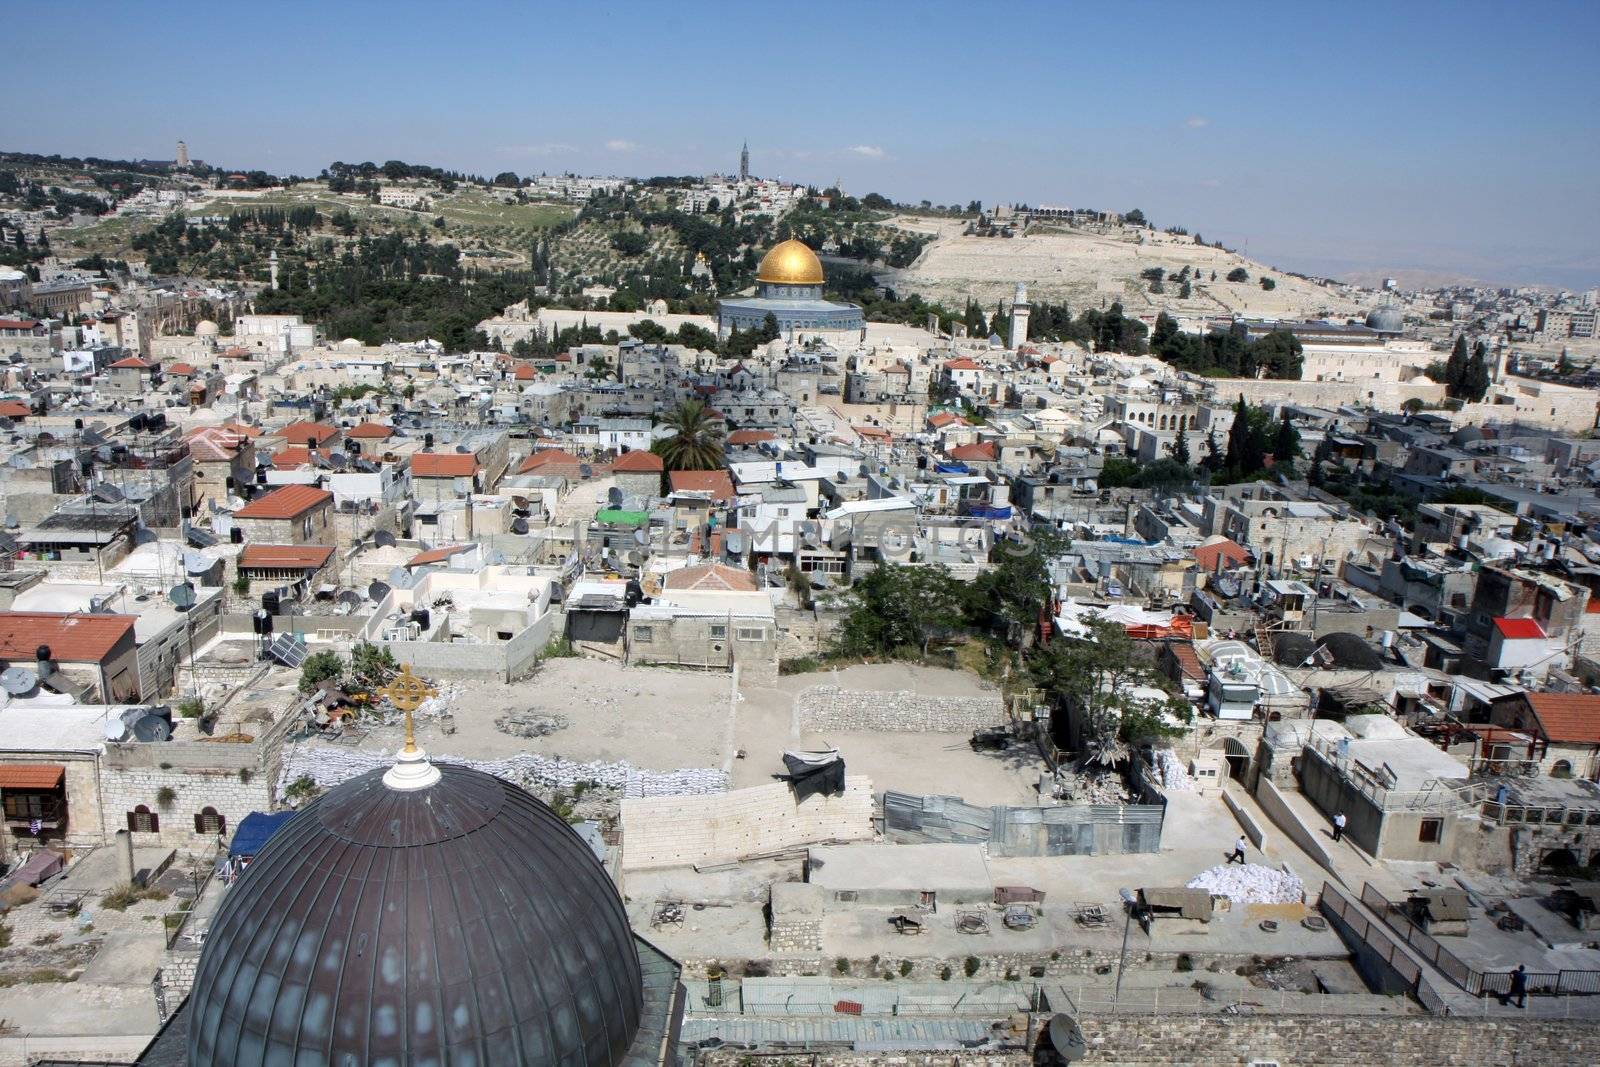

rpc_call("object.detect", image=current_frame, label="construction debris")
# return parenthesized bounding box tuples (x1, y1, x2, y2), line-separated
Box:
(495, 712, 571, 738)
(1155, 749, 1193, 792)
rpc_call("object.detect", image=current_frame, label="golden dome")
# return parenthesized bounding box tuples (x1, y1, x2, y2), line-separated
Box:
(756, 239, 825, 285)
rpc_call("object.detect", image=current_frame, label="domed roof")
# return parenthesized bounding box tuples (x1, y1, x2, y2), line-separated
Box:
(1365, 306, 1403, 332)
(187, 763, 643, 1066)
(195, 320, 219, 337)
(757, 239, 824, 285)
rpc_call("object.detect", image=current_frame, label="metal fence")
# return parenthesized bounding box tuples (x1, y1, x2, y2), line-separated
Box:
(1319, 881, 1426, 991)
(1360, 882, 1600, 998)
(883, 791, 1163, 857)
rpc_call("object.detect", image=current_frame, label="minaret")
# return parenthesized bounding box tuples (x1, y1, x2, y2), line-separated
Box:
(268, 249, 279, 290)
(1008, 282, 1031, 349)
(740, 141, 749, 182)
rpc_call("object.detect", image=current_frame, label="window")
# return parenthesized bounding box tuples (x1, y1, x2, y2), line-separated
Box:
(736, 626, 766, 641)
(633, 626, 653, 643)
(195, 807, 226, 836)
(1552, 760, 1574, 779)
(1419, 818, 1443, 844)
(709, 624, 727, 639)
(128, 805, 159, 833)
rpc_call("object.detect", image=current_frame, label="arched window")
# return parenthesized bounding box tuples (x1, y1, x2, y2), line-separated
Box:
(195, 807, 226, 836)
(1551, 759, 1574, 779)
(128, 805, 159, 833)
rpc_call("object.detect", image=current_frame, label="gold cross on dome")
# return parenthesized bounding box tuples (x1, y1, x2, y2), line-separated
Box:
(377, 665, 437, 754)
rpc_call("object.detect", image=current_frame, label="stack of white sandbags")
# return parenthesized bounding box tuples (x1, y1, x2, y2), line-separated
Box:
(1186, 863, 1305, 905)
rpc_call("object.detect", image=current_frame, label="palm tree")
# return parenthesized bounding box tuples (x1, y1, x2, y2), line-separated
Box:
(654, 400, 725, 471)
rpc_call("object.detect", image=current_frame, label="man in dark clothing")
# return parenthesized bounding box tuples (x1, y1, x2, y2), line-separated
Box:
(1509, 965, 1528, 1008)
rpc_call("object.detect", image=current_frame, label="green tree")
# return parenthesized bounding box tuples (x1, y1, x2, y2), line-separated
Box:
(1260, 276, 1276, 291)
(1124, 208, 1147, 226)
(967, 529, 1065, 638)
(1443, 334, 1469, 398)
(835, 565, 964, 658)
(1462, 341, 1491, 402)
(1273, 411, 1301, 476)
(298, 650, 345, 693)
(1030, 618, 1191, 762)
(1172, 426, 1191, 467)
(1226, 267, 1249, 282)
(652, 399, 725, 470)
(348, 642, 398, 690)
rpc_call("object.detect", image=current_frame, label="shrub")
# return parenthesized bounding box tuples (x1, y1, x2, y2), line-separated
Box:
(939, 964, 952, 981)
(779, 656, 821, 676)
(963, 956, 980, 978)
(835, 957, 850, 975)
(177, 698, 204, 719)
(898, 959, 912, 977)
(155, 786, 177, 808)
(1176, 953, 1194, 972)
(101, 883, 169, 912)
(298, 650, 345, 693)
(285, 775, 320, 803)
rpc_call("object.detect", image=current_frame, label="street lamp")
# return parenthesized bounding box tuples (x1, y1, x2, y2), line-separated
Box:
(1113, 887, 1138, 1013)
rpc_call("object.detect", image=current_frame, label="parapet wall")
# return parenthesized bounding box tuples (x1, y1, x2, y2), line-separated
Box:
(796, 684, 1004, 732)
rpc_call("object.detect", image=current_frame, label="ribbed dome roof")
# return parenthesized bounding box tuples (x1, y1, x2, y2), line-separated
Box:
(756, 239, 824, 285)
(187, 764, 642, 1066)
(1365, 306, 1403, 332)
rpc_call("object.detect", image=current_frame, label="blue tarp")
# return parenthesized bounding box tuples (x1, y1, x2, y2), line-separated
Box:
(934, 463, 969, 474)
(229, 811, 296, 858)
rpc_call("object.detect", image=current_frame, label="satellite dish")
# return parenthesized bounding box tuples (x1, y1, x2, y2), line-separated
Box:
(0, 666, 36, 696)
(1046, 1015, 1087, 1062)
(633, 528, 649, 545)
(455, 444, 470, 454)
(183, 551, 211, 573)
(7, 454, 29, 470)
(607, 486, 624, 508)
(510, 517, 529, 535)
(91, 483, 124, 503)
(106, 716, 132, 742)
(387, 566, 414, 589)
(330, 451, 349, 468)
(367, 580, 391, 602)
(132, 527, 159, 546)
(169, 583, 197, 609)
(338, 590, 362, 609)
(373, 529, 397, 548)
(0, 418, 12, 432)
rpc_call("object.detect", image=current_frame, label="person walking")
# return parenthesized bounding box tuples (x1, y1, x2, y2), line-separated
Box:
(1332, 811, 1347, 843)
(1228, 835, 1248, 865)
(1509, 964, 1528, 1009)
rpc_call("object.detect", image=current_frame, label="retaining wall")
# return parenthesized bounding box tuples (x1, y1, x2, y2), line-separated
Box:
(797, 684, 1004, 732)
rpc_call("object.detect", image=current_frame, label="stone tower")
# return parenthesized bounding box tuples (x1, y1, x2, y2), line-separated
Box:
(740, 141, 749, 182)
(1008, 282, 1031, 349)
(175, 140, 190, 168)
(269, 249, 279, 290)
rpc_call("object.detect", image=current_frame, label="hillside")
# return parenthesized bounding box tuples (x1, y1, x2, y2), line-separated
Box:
(878, 217, 1372, 321)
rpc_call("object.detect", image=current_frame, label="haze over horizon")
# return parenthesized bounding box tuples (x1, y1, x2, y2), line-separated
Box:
(4, 0, 1596, 290)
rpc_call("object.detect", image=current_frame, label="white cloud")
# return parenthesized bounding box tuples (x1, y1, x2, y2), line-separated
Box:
(1185, 116, 1210, 128)
(846, 144, 886, 159)
(605, 139, 638, 152)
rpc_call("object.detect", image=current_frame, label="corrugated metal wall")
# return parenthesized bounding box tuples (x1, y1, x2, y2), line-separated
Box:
(883, 791, 1163, 856)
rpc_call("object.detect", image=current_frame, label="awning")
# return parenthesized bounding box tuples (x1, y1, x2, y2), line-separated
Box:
(0, 764, 65, 790)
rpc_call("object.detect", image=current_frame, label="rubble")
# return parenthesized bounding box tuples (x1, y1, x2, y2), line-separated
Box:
(1186, 864, 1306, 905)
(495, 712, 571, 738)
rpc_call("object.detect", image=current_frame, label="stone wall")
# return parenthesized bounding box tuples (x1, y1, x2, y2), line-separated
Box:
(99, 761, 274, 849)
(796, 684, 1004, 732)
(696, 1015, 1599, 1067)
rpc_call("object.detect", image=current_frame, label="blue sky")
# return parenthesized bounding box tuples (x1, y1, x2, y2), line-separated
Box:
(4, 1, 1597, 287)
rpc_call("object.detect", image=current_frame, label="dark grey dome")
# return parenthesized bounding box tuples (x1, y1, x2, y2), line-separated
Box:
(187, 764, 642, 1066)
(1365, 306, 1403, 332)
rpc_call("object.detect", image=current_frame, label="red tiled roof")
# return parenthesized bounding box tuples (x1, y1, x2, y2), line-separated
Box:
(223, 422, 262, 438)
(727, 429, 776, 445)
(166, 362, 197, 376)
(852, 424, 892, 441)
(669, 470, 735, 501)
(185, 427, 244, 461)
(1168, 641, 1206, 681)
(279, 421, 339, 446)
(947, 442, 997, 462)
(928, 413, 968, 429)
(410, 452, 480, 478)
(513, 363, 536, 381)
(611, 450, 664, 473)
(0, 401, 31, 419)
(1520, 693, 1600, 745)
(1194, 538, 1251, 573)
(516, 449, 582, 475)
(345, 422, 394, 439)
(234, 484, 332, 520)
(944, 358, 981, 371)
(238, 544, 334, 570)
(0, 612, 135, 662)
(0, 319, 42, 331)
(0, 764, 65, 789)
(408, 544, 473, 567)
(271, 446, 330, 470)
(1493, 617, 1546, 640)
(109, 355, 155, 369)
(663, 563, 757, 592)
